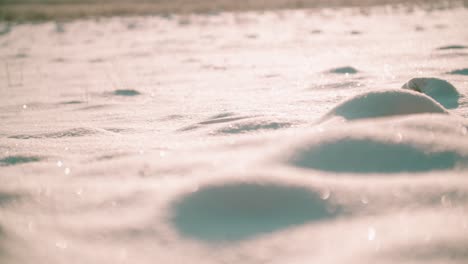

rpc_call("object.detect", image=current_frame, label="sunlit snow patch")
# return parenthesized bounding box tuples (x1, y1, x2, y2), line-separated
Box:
(171, 182, 338, 242)
(402, 77, 460, 109)
(320, 90, 448, 122)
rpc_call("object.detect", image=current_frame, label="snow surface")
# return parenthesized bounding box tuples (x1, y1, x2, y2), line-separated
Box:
(1, 6, 468, 264)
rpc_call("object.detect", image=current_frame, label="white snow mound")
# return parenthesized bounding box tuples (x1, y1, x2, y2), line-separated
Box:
(320, 89, 448, 122)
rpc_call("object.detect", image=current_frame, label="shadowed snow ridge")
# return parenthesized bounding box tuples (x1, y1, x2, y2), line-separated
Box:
(288, 138, 459, 173)
(172, 183, 338, 242)
(178, 113, 253, 132)
(436, 45, 467, 50)
(0, 156, 42, 166)
(448, 68, 468, 75)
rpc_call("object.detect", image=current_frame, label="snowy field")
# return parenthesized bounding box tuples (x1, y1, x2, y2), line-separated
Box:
(1, 4, 468, 264)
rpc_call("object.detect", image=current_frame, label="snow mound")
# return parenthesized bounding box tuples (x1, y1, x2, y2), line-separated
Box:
(0, 155, 42, 166)
(171, 182, 337, 242)
(287, 138, 459, 173)
(326, 66, 359, 74)
(402, 77, 460, 109)
(214, 120, 292, 135)
(447, 68, 468, 75)
(320, 89, 448, 122)
(8, 127, 111, 139)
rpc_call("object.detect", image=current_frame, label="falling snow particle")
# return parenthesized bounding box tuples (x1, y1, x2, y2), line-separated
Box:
(55, 241, 68, 249)
(368, 227, 376, 241)
(320, 189, 331, 200)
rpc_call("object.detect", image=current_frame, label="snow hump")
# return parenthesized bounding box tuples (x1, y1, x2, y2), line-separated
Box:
(171, 182, 337, 242)
(320, 89, 448, 122)
(402, 77, 460, 109)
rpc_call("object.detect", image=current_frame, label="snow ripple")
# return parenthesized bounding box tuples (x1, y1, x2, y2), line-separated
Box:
(8, 127, 111, 139)
(214, 120, 292, 135)
(436, 45, 467, 50)
(178, 114, 252, 132)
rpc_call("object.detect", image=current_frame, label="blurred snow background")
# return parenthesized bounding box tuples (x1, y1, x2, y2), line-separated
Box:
(0, 1, 467, 263)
